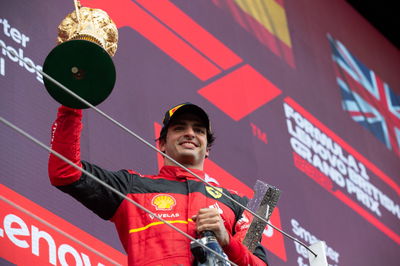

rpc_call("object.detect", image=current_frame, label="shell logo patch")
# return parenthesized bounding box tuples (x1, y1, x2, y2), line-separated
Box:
(206, 186, 223, 199)
(152, 194, 176, 210)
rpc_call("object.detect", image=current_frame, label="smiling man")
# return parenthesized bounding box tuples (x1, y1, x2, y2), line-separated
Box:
(48, 102, 268, 265)
(159, 104, 211, 170)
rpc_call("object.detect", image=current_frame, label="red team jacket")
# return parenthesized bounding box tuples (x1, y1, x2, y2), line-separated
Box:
(48, 106, 268, 265)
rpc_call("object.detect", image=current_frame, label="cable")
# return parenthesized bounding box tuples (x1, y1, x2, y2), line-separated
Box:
(0, 116, 238, 266)
(2, 44, 317, 257)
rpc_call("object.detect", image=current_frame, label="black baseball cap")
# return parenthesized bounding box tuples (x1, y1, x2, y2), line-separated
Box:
(159, 102, 212, 140)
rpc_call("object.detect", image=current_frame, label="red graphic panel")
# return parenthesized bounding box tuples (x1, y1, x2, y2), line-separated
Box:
(81, 0, 222, 80)
(198, 64, 282, 120)
(0, 185, 127, 265)
(135, 0, 243, 70)
(82, 0, 282, 121)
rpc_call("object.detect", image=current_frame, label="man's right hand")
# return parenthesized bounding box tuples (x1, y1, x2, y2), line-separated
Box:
(192, 208, 230, 247)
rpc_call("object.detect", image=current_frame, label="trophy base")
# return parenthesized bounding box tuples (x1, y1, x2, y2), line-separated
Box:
(43, 40, 116, 109)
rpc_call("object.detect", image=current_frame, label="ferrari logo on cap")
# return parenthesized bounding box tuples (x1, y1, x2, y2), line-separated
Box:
(152, 194, 177, 210)
(206, 186, 223, 199)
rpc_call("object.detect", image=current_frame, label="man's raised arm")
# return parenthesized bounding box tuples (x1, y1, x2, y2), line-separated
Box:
(48, 106, 83, 186)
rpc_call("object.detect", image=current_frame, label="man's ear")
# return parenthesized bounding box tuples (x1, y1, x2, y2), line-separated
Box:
(159, 139, 166, 153)
(205, 148, 210, 158)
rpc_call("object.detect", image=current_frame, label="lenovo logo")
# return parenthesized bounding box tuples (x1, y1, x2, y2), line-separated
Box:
(0, 184, 126, 265)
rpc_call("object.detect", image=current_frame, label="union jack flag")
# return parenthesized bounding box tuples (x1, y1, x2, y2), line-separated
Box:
(328, 35, 400, 157)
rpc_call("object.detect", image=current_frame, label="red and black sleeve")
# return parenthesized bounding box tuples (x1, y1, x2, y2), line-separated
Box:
(48, 106, 137, 220)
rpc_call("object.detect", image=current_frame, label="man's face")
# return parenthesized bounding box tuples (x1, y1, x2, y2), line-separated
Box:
(159, 112, 209, 170)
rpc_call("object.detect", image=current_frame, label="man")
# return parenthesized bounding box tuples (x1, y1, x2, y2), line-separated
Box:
(49, 103, 268, 265)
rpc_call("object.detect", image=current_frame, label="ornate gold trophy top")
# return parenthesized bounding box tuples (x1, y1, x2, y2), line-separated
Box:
(57, 1, 118, 56)
(43, 0, 118, 109)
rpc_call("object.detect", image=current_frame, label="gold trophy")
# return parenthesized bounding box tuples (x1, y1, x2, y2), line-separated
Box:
(43, 0, 118, 109)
